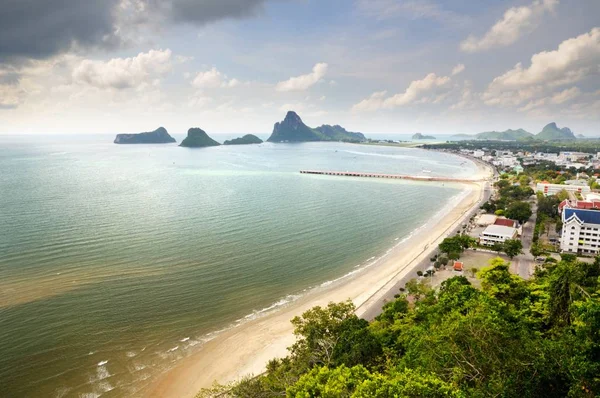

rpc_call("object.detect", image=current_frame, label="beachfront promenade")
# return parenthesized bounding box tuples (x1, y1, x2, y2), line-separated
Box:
(300, 169, 482, 183)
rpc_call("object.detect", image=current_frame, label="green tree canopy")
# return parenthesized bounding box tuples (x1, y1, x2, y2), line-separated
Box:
(505, 201, 533, 223)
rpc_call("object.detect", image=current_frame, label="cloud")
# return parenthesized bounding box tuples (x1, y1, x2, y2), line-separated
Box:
(352, 91, 388, 112)
(460, 0, 558, 53)
(191, 67, 242, 89)
(352, 72, 452, 111)
(72, 49, 172, 90)
(451, 64, 465, 76)
(275, 63, 328, 92)
(0, 0, 121, 62)
(0, 0, 272, 63)
(485, 27, 600, 98)
(551, 87, 581, 104)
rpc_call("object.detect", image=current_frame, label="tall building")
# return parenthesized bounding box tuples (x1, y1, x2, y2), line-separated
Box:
(561, 207, 600, 255)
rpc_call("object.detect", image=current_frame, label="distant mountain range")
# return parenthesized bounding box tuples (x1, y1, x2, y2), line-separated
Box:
(412, 133, 436, 140)
(267, 111, 366, 143)
(451, 122, 579, 141)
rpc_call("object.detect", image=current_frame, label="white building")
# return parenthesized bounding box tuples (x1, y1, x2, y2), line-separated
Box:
(479, 225, 518, 246)
(561, 207, 600, 255)
(536, 183, 591, 196)
(472, 150, 485, 158)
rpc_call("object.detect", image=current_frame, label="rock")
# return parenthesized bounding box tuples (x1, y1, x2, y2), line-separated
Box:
(114, 127, 176, 144)
(223, 134, 264, 145)
(179, 128, 221, 147)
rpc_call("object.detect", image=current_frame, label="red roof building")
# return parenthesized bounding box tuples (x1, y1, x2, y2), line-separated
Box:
(494, 218, 518, 228)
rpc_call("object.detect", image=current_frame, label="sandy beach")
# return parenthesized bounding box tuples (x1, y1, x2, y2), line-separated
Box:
(143, 158, 493, 398)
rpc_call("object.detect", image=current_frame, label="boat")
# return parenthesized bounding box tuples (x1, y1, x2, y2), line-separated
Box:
(422, 169, 432, 173)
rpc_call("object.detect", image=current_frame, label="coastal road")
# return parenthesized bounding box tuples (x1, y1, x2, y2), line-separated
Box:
(361, 178, 494, 321)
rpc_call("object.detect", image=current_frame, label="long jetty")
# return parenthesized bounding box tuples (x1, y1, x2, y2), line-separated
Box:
(299, 170, 480, 183)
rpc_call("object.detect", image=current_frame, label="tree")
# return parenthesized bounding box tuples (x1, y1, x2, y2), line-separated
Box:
(495, 179, 510, 189)
(556, 189, 570, 201)
(290, 301, 365, 368)
(491, 242, 504, 254)
(505, 201, 533, 223)
(519, 175, 530, 187)
(503, 239, 523, 259)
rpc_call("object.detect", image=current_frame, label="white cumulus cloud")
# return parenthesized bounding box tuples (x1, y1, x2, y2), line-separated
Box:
(275, 63, 328, 92)
(460, 0, 558, 53)
(485, 27, 600, 99)
(72, 49, 172, 89)
(451, 64, 465, 76)
(191, 67, 242, 89)
(353, 73, 451, 112)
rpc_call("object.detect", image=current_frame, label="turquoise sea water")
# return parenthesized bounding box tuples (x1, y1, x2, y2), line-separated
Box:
(0, 136, 477, 397)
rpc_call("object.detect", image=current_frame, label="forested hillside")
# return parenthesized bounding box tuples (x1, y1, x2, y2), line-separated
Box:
(200, 256, 600, 397)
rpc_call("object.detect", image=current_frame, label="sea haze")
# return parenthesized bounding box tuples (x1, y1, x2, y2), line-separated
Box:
(0, 135, 477, 397)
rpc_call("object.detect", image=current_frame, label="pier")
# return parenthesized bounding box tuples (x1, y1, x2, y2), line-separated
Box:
(299, 170, 480, 183)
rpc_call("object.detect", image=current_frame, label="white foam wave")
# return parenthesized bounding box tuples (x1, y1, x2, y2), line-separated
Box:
(180, 337, 190, 342)
(97, 360, 108, 367)
(167, 346, 179, 353)
(126, 351, 136, 358)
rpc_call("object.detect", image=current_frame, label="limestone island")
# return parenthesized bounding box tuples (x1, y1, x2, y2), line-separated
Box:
(114, 127, 176, 144)
(223, 134, 264, 145)
(412, 133, 436, 140)
(179, 128, 221, 148)
(267, 111, 366, 143)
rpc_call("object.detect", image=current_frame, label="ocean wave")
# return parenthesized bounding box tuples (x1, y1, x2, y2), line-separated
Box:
(97, 360, 108, 367)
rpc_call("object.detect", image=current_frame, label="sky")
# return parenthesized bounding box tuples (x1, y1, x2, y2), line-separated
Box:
(0, 0, 599, 136)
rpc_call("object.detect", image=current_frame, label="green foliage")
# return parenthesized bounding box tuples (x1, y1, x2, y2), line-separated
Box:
(216, 258, 600, 398)
(438, 235, 475, 257)
(287, 366, 464, 398)
(505, 201, 533, 223)
(503, 239, 523, 259)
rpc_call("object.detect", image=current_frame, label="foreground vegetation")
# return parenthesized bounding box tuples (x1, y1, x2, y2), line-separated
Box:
(199, 256, 600, 397)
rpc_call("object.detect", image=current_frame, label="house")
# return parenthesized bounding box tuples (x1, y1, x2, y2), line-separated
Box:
(453, 261, 464, 272)
(561, 207, 600, 255)
(479, 225, 519, 246)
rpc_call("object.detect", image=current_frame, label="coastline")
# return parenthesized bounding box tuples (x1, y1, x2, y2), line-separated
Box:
(142, 156, 493, 398)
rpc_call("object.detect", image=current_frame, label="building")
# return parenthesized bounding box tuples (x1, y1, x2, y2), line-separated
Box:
(472, 150, 485, 158)
(561, 207, 600, 255)
(494, 218, 518, 228)
(559, 199, 600, 214)
(536, 182, 591, 196)
(479, 225, 518, 246)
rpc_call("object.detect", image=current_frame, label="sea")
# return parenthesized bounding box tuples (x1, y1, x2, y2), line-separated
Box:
(0, 134, 478, 397)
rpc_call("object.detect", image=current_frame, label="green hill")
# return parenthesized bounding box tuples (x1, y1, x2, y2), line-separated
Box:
(535, 122, 576, 141)
(314, 125, 366, 142)
(267, 111, 366, 143)
(223, 134, 264, 145)
(412, 133, 436, 140)
(476, 128, 533, 141)
(179, 128, 221, 147)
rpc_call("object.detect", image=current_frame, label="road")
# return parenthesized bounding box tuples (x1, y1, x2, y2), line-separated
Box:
(361, 178, 494, 321)
(511, 197, 537, 279)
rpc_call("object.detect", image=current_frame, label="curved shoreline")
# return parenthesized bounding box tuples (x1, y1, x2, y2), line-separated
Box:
(142, 156, 493, 398)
